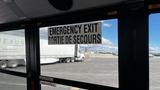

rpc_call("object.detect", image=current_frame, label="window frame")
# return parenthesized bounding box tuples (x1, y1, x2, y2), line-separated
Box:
(0, 1, 159, 90)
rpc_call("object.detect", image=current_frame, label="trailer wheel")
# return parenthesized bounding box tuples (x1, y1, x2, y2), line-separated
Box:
(70, 58, 74, 63)
(81, 57, 85, 62)
(0, 61, 7, 69)
(65, 58, 71, 63)
(7, 60, 18, 68)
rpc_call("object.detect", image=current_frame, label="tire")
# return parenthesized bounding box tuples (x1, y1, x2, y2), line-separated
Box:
(0, 61, 7, 69)
(70, 59, 75, 63)
(59, 58, 65, 63)
(59, 59, 62, 63)
(66, 59, 70, 63)
(82, 57, 85, 61)
(7, 60, 18, 68)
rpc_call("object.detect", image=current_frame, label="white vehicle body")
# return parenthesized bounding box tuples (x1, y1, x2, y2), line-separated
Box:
(0, 33, 85, 68)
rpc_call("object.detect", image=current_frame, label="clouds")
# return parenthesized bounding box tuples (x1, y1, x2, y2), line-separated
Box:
(149, 47, 160, 53)
(80, 37, 118, 53)
(102, 37, 113, 47)
(101, 37, 118, 52)
(103, 23, 112, 28)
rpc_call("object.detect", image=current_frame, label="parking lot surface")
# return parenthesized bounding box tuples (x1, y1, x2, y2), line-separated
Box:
(0, 56, 159, 90)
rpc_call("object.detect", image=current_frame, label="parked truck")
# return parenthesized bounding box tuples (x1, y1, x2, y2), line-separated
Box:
(0, 33, 85, 69)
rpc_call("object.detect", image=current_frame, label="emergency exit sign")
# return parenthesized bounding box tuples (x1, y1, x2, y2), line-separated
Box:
(48, 21, 102, 44)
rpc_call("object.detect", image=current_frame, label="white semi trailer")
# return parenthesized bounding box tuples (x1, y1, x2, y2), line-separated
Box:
(0, 33, 85, 69)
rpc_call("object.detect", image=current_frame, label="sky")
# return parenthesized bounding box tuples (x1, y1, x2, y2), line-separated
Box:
(80, 19, 118, 53)
(95, 13, 160, 53)
(149, 13, 160, 53)
(102, 19, 118, 47)
(100, 13, 160, 53)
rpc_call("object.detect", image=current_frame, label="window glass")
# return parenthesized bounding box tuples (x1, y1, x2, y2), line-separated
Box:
(41, 83, 85, 90)
(0, 30, 26, 72)
(40, 19, 118, 88)
(0, 73, 26, 90)
(149, 13, 160, 90)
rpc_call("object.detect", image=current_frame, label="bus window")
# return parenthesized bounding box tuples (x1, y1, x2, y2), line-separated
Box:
(39, 19, 118, 88)
(149, 13, 160, 90)
(0, 30, 26, 73)
(0, 73, 26, 90)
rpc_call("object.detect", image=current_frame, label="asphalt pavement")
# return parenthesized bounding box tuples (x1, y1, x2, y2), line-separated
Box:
(0, 57, 160, 90)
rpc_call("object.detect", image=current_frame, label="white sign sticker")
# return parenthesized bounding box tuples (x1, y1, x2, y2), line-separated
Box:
(48, 21, 102, 44)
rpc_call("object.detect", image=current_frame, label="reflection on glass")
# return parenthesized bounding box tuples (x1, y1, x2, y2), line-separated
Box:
(40, 19, 118, 87)
(0, 30, 26, 72)
(149, 13, 160, 90)
(0, 73, 26, 90)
